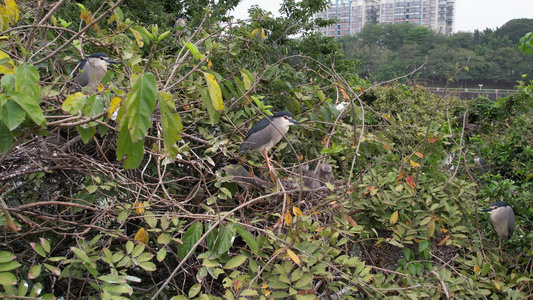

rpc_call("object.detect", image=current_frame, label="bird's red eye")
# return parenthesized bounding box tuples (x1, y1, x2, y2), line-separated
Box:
(99, 57, 104, 60)
(284, 116, 288, 119)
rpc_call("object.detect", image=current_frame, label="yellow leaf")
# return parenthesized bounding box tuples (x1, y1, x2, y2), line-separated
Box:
(108, 96, 122, 119)
(261, 283, 268, 289)
(251, 28, 260, 36)
(474, 265, 480, 273)
(129, 27, 144, 48)
(494, 281, 501, 291)
(0, 50, 16, 75)
(207, 59, 212, 70)
(134, 200, 145, 215)
(390, 211, 399, 224)
(292, 207, 303, 216)
(284, 211, 292, 226)
(134, 228, 149, 244)
(204, 72, 223, 111)
(286, 249, 300, 265)
(410, 159, 420, 168)
(265, 290, 271, 296)
(3, 0, 19, 24)
(260, 28, 266, 39)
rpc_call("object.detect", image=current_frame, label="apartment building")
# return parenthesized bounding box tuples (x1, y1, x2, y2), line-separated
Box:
(314, 0, 455, 37)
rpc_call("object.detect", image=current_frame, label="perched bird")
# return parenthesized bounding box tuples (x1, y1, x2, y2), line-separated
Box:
(301, 165, 321, 189)
(301, 163, 333, 189)
(173, 17, 188, 39)
(317, 163, 333, 183)
(219, 163, 271, 192)
(481, 201, 515, 248)
(474, 157, 487, 173)
(240, 111, 300, 177)
(72, 53, 119, 90)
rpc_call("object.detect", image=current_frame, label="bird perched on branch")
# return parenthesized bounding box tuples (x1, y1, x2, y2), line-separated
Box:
(481, 201, 515, 249)
(240, 111, 300, 179)
(301, 163, 333, 189)
(218, 163, 271, 192)
(72, 53, 119, 91)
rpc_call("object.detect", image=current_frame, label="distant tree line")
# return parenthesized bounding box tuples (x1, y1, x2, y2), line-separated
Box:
(338, 19, 533, 87)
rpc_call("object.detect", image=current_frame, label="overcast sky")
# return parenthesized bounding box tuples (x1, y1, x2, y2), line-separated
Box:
(230, 0, 533, 33)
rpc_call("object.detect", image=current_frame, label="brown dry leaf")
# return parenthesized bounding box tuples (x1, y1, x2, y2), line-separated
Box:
(438, 235, 450, 246)
(382, 144, 391, 150)
(414, 152, 424, 158)
(428, 136, 437, 143)
(405, 174, 416, 188)
(345, 215, 358, 226)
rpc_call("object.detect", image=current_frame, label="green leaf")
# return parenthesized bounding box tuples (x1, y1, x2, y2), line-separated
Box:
(188, 283, 201, 298)
(116, 107, 145, 169)
(197, 82, 219, 125)
(157, 233, 171, 245)
(234, 224, 258, 254)
(104, 283, 133, 295)
(11, 92, 46, 126)
(0, 251, 15, 263)
(204, 72, 223, 111)
(71, 247, 93, 265)
(209, 223, 235, 259)
(1, 75, 15, 94)
(62, 93, 86, 115)
(178, 222, 203, 260)
(160, 92, 183, 158)
(240, 289, 259, 296)
(15, 64, 40, 103)
(30, 243, 46, 258)
(131, 243, 145, 258)
(98, 274, 126, 284)
(27, 264, 41, 279)
(293, 274, 312, 289)
(124, 73, 157, 142)
(184, 42, 205, 60)
(0, 261, 20, 272)
(224, 255, 247, 269)
(0, 121, 13, 154)
(76, 125, 96, 143)
(0, 272, 17, 286)
(138, 261, 156, 272)
(156, 247, 167, 262)
(2, 100, 25, 130)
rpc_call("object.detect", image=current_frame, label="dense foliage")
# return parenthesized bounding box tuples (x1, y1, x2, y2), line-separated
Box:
(0, 1, 532, 299)
(339, 19, 533, 86)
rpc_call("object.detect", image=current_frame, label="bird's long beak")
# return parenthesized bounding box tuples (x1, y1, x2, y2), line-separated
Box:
(480, 207, 492, 213)
(105, 58, 119, 65)
(289, 118, 300, 125)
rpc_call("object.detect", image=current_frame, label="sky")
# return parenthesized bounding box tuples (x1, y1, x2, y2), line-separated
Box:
(230, 0, 533, 33)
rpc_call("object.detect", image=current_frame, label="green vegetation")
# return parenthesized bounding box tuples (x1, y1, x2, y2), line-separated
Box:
(0, 1, 532, 299)
(340, 19, 533, 85)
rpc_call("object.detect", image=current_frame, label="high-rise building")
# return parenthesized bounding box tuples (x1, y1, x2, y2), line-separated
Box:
(314, 0, 455, 37)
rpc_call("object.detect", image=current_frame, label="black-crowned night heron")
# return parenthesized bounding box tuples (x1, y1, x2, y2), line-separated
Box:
(220, 163, 271, 192)
(481, 201, 515, 248)
(240, 111, 300, 177)
(173, 17, 188, 38)
(301, 163, 333, 189)
(72, 53, 119, 90)
(301, 165, 320, 189)
(474, 157, 487, 173)
(317, 163, 333, 183)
